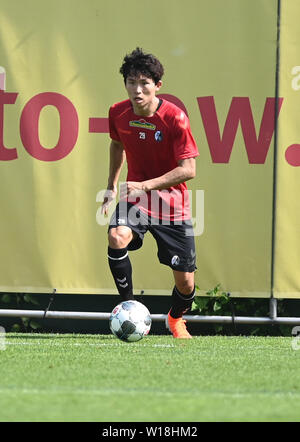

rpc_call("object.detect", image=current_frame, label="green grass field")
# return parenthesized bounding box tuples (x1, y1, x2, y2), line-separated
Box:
(0, 333, 300, 422)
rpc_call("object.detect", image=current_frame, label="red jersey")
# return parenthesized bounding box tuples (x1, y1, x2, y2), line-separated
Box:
(109, 98, 199, 220)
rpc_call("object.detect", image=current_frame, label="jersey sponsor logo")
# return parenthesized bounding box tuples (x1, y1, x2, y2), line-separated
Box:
(129, 119, 156, 130)
(154, 130, 163, 142)
(171, 255, 180, 266)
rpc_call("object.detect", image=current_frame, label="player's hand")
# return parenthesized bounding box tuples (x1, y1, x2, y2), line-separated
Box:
(120, 181, 146, 199)
(101, 187, 117, 216)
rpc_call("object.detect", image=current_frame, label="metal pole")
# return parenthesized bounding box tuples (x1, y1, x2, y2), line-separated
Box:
(269, 297, 278, 320)
(0, 308, 299, 325)
(270, 0, 281, 299)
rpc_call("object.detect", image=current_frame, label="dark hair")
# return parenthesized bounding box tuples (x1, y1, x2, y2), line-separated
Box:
(119, 47, 164, 85)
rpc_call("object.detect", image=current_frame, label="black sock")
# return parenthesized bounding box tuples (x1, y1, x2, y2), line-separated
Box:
(170, 285, 195, 319)
(108, 247, 134, 301)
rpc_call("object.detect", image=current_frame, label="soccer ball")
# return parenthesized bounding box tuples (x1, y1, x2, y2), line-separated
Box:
(109, 300, 152, 342)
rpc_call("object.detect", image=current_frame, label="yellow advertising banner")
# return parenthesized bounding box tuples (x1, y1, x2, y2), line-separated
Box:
(0, 0, 291, 298)
(273, 0, 300, 298)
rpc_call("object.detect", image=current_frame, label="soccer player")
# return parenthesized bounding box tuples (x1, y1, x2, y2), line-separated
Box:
(102, 48, 199, 339)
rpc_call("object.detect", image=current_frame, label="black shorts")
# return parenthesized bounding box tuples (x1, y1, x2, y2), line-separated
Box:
(108, 202, 196, 272)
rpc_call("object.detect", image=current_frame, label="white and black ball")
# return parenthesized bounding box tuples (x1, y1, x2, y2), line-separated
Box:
(109, 300, 152, 342)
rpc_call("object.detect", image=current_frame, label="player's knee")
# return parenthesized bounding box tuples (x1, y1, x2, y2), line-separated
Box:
(108, 227, 132, 249)
(176, 279, 194, 296)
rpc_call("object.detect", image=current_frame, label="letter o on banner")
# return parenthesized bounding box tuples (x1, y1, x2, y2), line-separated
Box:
(20, 92, 79, 161)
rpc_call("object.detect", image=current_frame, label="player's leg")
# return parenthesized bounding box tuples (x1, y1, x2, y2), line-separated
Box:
(108, 225, 135, 301)
(108, 203, 146, 301)
(109, 225, 134, 248)
(166, 270, 195, 339)
(170, 270, 195, 318)
(149, 221, 196, 338)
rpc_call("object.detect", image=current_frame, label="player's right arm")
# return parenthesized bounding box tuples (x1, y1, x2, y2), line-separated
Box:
(101, 139, 125, 215)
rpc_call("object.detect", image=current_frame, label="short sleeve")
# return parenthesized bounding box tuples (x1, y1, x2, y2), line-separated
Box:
(172, 111, 199, 162)
(108, 106, 121, 142)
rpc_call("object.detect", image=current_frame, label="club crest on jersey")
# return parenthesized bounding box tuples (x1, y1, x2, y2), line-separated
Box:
(129, 119, 156, 131)
(154, 130, 163, 142)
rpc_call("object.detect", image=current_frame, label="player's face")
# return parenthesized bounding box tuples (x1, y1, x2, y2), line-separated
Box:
(125, 74, 162, 116)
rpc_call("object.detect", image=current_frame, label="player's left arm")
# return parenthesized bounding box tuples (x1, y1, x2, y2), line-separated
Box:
(125, 157, 196, 197)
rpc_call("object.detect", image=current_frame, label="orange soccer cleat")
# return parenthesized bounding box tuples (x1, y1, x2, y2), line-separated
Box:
(166, 311, 192, 339)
